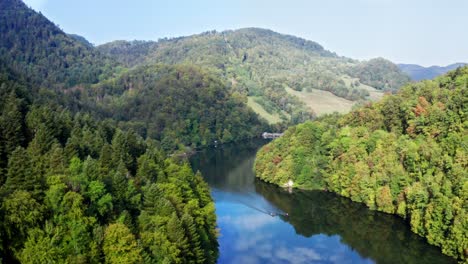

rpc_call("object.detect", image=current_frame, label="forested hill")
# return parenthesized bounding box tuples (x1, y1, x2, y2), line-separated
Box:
(0, 0, 117, 88)
(83, 64, 266, 150)
(98, 29, 410, 122)
(0, 0, 267, 150)
(97, 28, 335, 68)
(255, 67, 468, 261)
(399, 63, 468, 81)
(0, 48, 219, 264)
(0, 2, 253, 262)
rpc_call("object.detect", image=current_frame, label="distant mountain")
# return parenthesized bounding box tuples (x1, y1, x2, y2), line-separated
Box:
(398, 63, 467, 81)
(1, 0, 409, 126)
(98, 29, 410, 122)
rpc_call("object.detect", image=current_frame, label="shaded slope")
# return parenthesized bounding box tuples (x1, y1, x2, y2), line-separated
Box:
(83, 64, 266, 150)
(0, 67, 219, 263)
(0, 0, 116, 88)
(0, 2, 267, 150)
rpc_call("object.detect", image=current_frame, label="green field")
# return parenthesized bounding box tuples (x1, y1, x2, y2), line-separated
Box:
(247, 96, 283, 124)
(285, 87, 356, 115)
(341, 75, 385, 101)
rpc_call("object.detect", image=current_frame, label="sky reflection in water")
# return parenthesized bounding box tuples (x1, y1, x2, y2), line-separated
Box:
(190, 139, 455, 264)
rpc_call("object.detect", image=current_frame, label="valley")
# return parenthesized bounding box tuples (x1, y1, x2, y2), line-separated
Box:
(0, 0, 465, 263)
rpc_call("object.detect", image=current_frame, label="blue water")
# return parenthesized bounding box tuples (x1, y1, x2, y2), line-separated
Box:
(190, 139, 455, 264)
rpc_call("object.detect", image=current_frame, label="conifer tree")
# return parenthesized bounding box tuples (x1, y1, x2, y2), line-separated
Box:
(2, 147, 42, 197)
(103, 223, 142, 264)
(0, 91, 25, 157)
(112, 161, 130, 212)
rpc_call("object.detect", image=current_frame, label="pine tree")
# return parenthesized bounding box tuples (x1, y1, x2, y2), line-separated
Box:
(111, 130, 131, 170)
(181, 213, 205, 263)
(98, 143, 113, 181)
(103, 223, 142, 264)
(136, 152, 160, 186)
(166, 212, 189, 262)
(45, 143, 67, 176)
(0, 91, 25, 157)
(2, 147, 42, 197)
(111, 161, 129, 212)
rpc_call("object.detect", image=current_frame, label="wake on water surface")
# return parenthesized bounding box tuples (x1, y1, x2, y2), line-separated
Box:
(211, 188, 288, 217)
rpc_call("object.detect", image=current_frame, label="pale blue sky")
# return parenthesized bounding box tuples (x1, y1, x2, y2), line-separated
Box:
(23, 0, 468, 66)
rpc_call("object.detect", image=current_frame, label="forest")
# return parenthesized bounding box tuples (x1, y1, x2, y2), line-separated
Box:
(255, 67, 468, 261)
(97, 28, 410, 123)
(82, 64, 267, 150)
(0, 0, 222, 262)
(0, 61, 219, 263)
(1, 0, 464, 262)
(0, 0, 117, 88)
(0, 0, 269, 151)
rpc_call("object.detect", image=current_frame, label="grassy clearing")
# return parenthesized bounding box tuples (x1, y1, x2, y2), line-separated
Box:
(247, 96, 283, 124)
(341, 75, 384, 101)
(285, 87, 355, 115)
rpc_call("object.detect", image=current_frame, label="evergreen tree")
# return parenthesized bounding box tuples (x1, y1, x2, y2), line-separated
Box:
(2, 147, 42, 197)
(103, 223, 142, 264)
(111, 161, 130, 212)
(0, 91, 25, 157)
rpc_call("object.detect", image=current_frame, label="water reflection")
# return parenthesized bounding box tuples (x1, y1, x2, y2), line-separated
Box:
(190, 139, 454, 264)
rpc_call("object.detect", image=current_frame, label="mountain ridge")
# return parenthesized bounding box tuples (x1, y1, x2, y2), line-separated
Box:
(0, 0, 117, 88)
(398, 62, 467, 81)
(97, 28, 410, 123)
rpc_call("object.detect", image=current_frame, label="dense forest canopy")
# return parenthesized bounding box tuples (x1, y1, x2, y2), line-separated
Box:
(0, 0, 118, 88)
(0, 0, 269, 151)
(1, 0, 460, 262)
(1, 0, 410, 128)
(0, 1, 222, 262)
(0, 50, 219, 264)
(255, 67, 468, 261)
(97, 28, 410, 122)
(83, 64, 267, 150)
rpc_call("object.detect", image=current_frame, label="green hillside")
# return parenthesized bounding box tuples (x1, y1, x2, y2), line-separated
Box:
(0, 60, 219, 263)
(255, 67, 468, 261)
(98, 29, 410, 123)
(0, 0, 117, 88)
(0, 0, 267, 151)
(0, 0, 439, 262)
(0, 1, 244, 262)
(83, 64, 266, 150)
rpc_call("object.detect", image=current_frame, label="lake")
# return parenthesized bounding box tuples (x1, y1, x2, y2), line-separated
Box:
(190, 139, 455, 264)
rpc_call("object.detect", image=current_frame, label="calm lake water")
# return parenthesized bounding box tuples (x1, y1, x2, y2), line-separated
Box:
(190, 139, 455, 264)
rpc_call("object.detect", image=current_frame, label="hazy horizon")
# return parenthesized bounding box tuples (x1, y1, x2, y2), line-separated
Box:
(23, 0, 468, 67)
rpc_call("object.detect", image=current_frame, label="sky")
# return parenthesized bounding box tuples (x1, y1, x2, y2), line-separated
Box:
(23, 0, 468, 66)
